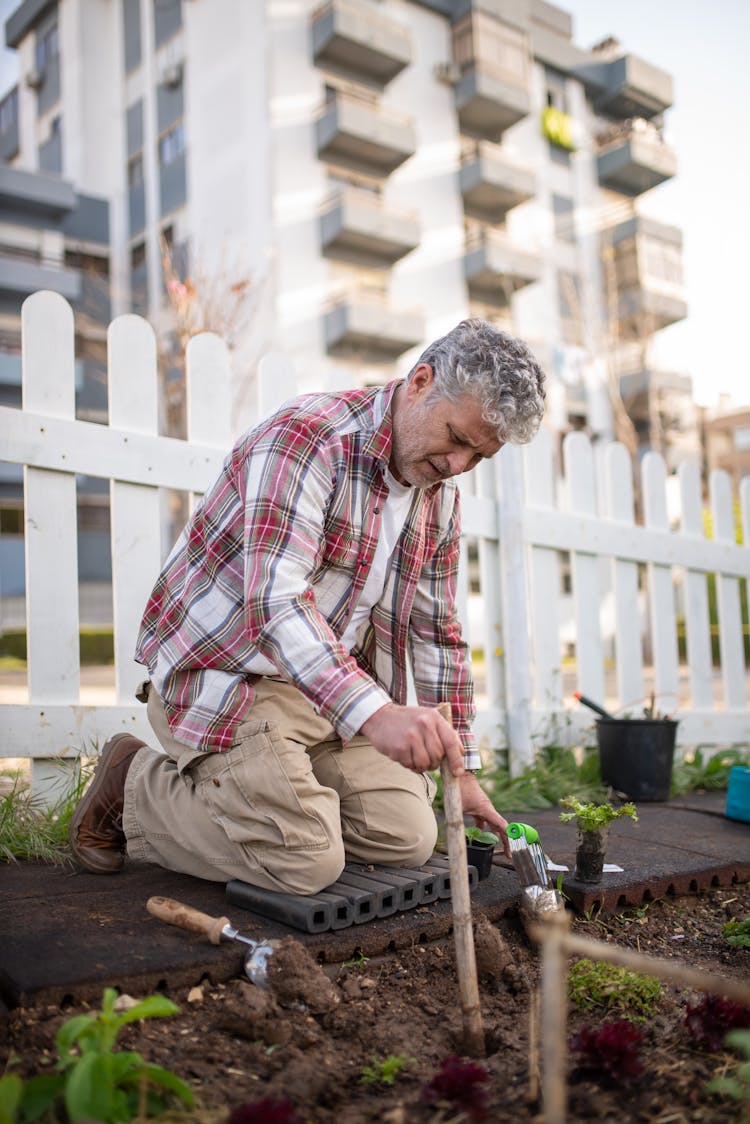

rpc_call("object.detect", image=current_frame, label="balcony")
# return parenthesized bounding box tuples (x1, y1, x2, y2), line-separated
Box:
(324, 291, 424, 358)
(589, 51, 673, 120)
(605, 215, 687, 337)
(464, 227, 541, 305)
(0, 255, 81, 304)
(312, 0, 412, 86)
(460, 140, 534, 222)
(320, 188, 419, 265)
(316, 90, 416, 176)
(597, 118, 676, 196)
(454, 66, 531, 141)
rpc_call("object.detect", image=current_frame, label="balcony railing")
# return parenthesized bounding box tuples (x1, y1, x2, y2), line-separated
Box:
(316, 89, 416, 176)
(460, 140, 534, 221)
(464, 227, 541, 304)
(312, 0, 412, 86)
(320, 187, 419, 265)
(596, 117, 676, 196)
(324, 286, 424, 358)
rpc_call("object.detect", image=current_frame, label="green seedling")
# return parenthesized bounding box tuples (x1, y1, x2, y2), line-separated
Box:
(359, 1054, 415, 1086)
(559, 795, 638, 832)
(343, 952, 370, 970)
(5, 987, 193, 1123)
(724, 917, 750, 949)
(568, 959, 662, 1021)
(706, 1029, 750, 1112)
(464, 826, 499, 846)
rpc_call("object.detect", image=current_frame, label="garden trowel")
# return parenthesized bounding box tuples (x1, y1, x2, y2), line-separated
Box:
(146, 895, 278, 986)
(506, 822, 565, 926)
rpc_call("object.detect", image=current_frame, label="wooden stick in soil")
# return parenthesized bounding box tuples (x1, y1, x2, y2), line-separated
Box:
(437, 701, 485, 1058)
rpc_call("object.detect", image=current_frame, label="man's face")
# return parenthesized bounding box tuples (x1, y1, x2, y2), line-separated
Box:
(390, 364, 503, 488)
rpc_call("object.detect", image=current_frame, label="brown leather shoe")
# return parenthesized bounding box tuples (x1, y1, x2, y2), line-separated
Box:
(69, 733, 145, 873)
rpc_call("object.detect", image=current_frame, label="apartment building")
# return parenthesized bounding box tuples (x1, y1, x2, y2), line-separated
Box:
(0, 0, 697, 603)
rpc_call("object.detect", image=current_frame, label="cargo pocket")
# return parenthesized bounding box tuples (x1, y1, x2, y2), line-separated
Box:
(192, 720, 335, 852)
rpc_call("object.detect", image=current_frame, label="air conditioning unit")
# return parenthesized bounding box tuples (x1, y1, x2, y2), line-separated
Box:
(162, 62, 183, 89)
(25, 69, 43, 90)
(434, 61, 461, 86)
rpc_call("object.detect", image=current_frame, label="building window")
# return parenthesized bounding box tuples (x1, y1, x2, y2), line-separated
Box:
(123, 0, 142, 73)
(127, 153, 144, 187)
(553, 194, 575, 243)
(734, 426, 750, 452)
(154, 0, 182, 49)
(0, 87, 18, 134)
(159, 122, 185, 167)
(558, 271, 583, 345)
(36, 21, 59, 73)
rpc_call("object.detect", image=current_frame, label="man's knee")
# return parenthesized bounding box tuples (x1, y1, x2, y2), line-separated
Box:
(263, 840, 346, 896)
(395, 809, 438, 866)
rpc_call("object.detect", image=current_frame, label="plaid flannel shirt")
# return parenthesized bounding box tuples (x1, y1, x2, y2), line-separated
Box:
(135, 379, 479, 765)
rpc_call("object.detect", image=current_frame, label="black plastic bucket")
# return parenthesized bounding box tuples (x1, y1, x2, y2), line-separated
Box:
(596, 718, 678, 802)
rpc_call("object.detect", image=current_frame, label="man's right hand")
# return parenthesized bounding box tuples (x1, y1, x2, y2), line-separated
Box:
(360, 703, 466, 776)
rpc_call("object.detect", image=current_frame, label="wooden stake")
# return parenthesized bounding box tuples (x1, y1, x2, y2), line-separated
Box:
(438, 701, 485, 1058)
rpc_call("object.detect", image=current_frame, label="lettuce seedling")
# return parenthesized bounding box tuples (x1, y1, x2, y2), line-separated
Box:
(421, 1055, 490, 1122)
(228, 1100, 303, 1124)
(570, 1020, 644, 1082)
(686, 994, 750, 1051)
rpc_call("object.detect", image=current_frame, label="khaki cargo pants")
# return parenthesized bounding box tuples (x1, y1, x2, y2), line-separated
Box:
(122, 678, 437, 894)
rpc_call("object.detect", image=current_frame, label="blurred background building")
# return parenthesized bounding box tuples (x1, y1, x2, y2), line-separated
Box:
(0, 0, 744, 608)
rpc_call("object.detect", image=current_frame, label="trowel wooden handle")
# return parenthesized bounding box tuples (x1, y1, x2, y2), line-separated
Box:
(147, 896, 228, 945)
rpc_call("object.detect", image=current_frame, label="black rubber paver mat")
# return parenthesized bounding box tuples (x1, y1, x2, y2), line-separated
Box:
(2, 792, 748, 1010)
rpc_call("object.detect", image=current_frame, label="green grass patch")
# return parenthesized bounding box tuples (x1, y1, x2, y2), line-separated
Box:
(0, 762, 93, 864)
(0, 628, 114, 665)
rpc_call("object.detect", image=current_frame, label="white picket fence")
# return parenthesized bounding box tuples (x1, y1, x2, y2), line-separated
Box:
(1, 291, 749, 799)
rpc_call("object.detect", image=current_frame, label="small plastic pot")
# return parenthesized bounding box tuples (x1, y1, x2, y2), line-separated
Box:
(466, 840, 495, 881)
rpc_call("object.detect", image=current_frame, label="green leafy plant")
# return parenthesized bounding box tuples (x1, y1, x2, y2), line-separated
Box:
(724, 918, 750, 949)
(0, 1073, 24, 1124)
(0, 760, 94, 865)
(7, 987, 193, 1122)
(464, 826, 499, 846)
(706, 1029, 750, 1112)
(359, 1054, 415, 1086)
(568, 959, 662, 1020)
(671, 746, 750, 795)
(559, 795, 638, 833)
(343, 951, 370, 970)
(479, 743, 607, 813)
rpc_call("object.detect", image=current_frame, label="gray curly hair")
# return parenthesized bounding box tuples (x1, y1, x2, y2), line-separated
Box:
(409, 318, 546, 444)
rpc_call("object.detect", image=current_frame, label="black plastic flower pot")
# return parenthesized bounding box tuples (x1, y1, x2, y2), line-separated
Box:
(574, 827, 609, 884)
(466, 841, 495, 881)
(596, 718, 678, 802)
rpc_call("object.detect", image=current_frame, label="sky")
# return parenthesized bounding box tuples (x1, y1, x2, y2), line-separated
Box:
(1, 0, 748, 410)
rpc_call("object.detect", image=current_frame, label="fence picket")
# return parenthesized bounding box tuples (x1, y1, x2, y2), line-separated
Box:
(525, 428, 563, 717)
(497, 445, 533, 765)
(564, 432, 605, 707)
(603, 442, 644, 711)
(642, 452, 680, 712)
(21, 293, 81, 797)
(108, 316, 162, 705)
(710, 469, 746, 708)
(679, 461, 714, 711)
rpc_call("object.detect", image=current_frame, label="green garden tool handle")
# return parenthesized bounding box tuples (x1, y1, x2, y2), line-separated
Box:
(506, 822, 540, 844)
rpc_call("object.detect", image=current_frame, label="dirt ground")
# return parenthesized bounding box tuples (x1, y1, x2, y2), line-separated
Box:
(3, 881, 750, 1123)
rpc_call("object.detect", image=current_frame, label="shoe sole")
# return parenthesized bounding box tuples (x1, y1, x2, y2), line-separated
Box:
(68, 733, 136, 874)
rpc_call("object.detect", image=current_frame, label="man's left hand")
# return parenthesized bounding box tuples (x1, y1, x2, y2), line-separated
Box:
(459, 772, 511, 859)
